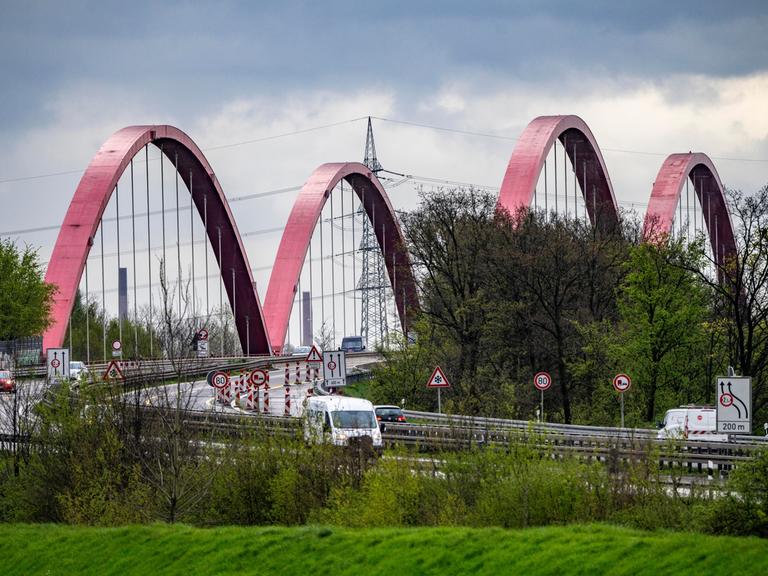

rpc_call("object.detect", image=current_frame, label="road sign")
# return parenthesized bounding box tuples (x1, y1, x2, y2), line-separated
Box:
(102, 359, 124, 381)
(306, 344, 323, 364)
(197, 328, 209, 340)
(426, 366, 451, 388)
(613, 373, 631, 393)
(533, 371, 552, 391)
(111, 339, 122, 357)
(46, 348, 70, 382)
(197, 339, 209, 358)
(322, 350, 347, 387)
(207, 370, 229, 389)
(249, 369, 268, 387)
(717, 376, 751, 434)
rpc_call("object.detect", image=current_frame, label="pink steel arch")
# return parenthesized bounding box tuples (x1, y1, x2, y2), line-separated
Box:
(43, 125, 272, 355)
(643, 153, 737, 266)
(263, 162, 418, 353)
(497, 115, 620, 229)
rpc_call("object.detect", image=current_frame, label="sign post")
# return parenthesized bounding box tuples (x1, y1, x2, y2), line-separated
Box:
(196, 329, 209, 358)
(46, 348, 70, 383)
(322, 350, 347, 388)
(306, 344, 323, 381)
(248, 369, 268, 387)
(533, 371, 551, 422)
(716, 376, 751, 434)
(612, 373, 632, 428)
(426, 366, 451, 413)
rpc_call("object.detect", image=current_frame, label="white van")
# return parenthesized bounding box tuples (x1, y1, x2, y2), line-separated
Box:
(657, 406, 728, 442)
(303, 395, 382, 448)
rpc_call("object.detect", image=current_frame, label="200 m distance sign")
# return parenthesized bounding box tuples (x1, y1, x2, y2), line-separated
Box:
(717, 376, 751, 434)
(533, 372, 551, 391)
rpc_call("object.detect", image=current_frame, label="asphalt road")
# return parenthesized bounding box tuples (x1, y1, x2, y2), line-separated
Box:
(0, 354, 379, 434)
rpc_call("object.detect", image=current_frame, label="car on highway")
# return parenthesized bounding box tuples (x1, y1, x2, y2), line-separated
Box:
(304, 395, 382, 448)
(292, 345, 312, 357)
(0, 370, 16, 393)
(69, 361, 89, 382)
(374, 405, 406, 424)
(340, 335, 365, 353)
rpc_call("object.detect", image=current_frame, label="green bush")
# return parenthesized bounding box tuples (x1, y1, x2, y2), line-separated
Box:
(700, 448, 768, 537)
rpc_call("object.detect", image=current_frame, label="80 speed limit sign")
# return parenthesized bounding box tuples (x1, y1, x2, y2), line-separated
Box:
(534, 371, 552, 391)
(207, 370, 229, 389)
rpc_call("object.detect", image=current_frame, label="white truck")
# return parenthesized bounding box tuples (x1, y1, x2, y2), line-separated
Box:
(657, 406, 728, 442)
(303, 395, 382, 448)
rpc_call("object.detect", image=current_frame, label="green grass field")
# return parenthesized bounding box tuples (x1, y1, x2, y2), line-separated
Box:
(0, 523, 764, 575)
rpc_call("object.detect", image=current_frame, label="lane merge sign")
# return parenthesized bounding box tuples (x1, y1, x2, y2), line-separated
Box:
(613, 373, 631, 393)
(533, 371, 552, 391)
(426, 366, 451, 388)
(46, 348, 70, 382)
(207, 370, 229, 389)
(717, 376, 751, 434)
(306, 344, 323, 364)
(249, 369, 268, 387)
(322, 350, 347, 387)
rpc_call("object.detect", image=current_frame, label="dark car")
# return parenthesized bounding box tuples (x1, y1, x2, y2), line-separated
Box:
(341, 336, 365, 353)
(0, 370, 15, 393)
(374, 405, 406, 424)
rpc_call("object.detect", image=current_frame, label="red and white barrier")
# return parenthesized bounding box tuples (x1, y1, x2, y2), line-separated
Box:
(263, 380, 270, 414)
(285, 385, 291, 416)
(245, 383, 256, 410)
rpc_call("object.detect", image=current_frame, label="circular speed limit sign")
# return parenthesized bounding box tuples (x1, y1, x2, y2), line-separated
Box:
(207, 370, 229, 389)
(534, 371, 552, 391)
(613, 373, 632, 393)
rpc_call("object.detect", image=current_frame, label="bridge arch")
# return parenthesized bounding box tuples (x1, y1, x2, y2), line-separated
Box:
(43, 125, 271, 355)
(643, 152, 737, 267)
(497, 115, 620, 229)
(263, 162, 418, 353)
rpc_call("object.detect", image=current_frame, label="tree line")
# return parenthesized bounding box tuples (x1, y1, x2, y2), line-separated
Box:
(371, 185, 768, 428)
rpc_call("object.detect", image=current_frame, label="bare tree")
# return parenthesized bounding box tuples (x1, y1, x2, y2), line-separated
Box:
(131, 260, 217, 522)
(686, 186, 768, 418)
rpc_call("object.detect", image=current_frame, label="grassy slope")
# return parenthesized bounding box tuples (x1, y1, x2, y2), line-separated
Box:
(0, 523, 764, 576)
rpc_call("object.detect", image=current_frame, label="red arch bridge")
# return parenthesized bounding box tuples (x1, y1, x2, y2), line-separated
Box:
(40, 116, 736, 358)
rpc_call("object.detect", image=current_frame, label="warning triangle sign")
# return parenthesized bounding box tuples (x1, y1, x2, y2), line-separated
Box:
(426, 366, 451, 388)
(103, 359, 124, 381)
(306, 344, 323, 363)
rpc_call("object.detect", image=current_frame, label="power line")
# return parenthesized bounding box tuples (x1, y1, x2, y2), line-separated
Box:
(372, 116, 519, 141)
(0, 118, 368, 187)
(3, 114, 766, 189)
(372, 116, 768, 163)
(0, 184, 302, 237)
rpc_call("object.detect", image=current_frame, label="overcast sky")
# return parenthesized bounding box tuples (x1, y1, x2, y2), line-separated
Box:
(1, 0, 767, 320)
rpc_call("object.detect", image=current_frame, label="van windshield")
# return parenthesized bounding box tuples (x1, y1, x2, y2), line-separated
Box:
(331, 410, 377, 429)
